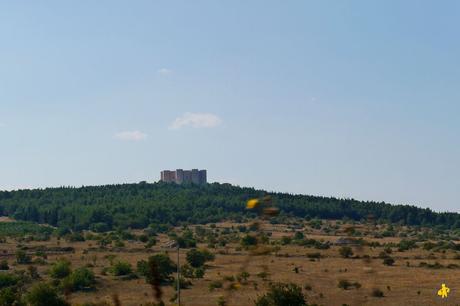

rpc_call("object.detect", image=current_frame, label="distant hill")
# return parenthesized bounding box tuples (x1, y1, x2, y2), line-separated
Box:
(0, 182, 458, 231)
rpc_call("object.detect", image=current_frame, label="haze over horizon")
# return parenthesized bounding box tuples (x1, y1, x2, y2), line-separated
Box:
(1, 1, 459, 212)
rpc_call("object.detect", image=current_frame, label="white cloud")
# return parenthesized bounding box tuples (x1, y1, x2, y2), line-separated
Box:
(169, 112, 222, 130)
(114, 130, 147, 141)
(157, 68, 173, 76)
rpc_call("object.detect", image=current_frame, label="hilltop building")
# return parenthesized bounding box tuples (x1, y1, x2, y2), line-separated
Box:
(160, 169, 207, 185)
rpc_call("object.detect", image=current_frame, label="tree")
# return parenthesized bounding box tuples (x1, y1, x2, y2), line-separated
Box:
(255, 283, 307, 306)
(339, 246, 353, 258)
(186, 249, 206, 268)
(26, 283, 69, 306)
(138, 253, 176, 283)
(1, 182, 459, 230)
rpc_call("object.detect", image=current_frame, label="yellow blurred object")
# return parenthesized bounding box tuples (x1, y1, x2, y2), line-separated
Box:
(246, 199, 260, 209)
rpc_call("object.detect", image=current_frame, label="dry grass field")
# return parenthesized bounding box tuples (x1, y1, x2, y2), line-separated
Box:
(2, 220, 460, 306)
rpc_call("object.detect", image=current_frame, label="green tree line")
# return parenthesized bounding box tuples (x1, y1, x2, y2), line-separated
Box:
(0, 182, 458, 231)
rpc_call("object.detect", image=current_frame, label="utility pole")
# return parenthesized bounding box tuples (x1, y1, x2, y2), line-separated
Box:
(177, 244, 181, 306)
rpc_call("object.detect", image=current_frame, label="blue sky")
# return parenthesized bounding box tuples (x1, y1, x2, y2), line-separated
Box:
(1, 1, 459, 211)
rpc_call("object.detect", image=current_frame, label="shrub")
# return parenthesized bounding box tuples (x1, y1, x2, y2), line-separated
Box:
(338, 280, 361, 290)
(257, 271, 269, 280)
(241, 235, 258, 247)
(111, 261, 132, 276)
(294, 232, 304, 240)
(398, 240, 417, 252)
(26, 283, 69, 306)
(0, 261, 8, 271)
(255, 283, 307, 306)
(281, 236, 292, 245)
(144, 237, 157, 248)
(0, 287, 20, 305)
(90, 222, 110, 233)
(0, 273, 19, 289)
(223, 275, 235, 282)
(50, 260, 72, 279)
(371, 288, 384, 297)
(209, 280, 223, 291)
(16, 250, 31, 264)
(306, 252, 321, 259)
(138, 234, 149, 243)
(173, 277, 192, 290)
(339, 246, 353, 258)
(383, 257, 395, 266)
(238, 271, 250, 283)
(66, 232, 85, 242)
(62, 267, 96, 291)
(194, 267, 205, 279)
(28, 265, 40, 279)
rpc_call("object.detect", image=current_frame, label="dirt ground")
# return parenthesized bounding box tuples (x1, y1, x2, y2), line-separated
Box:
(2, 221, 460, 306)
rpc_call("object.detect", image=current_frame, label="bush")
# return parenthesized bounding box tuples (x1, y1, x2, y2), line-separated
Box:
(111, 261, 132, 276)
(90, 222, 110, 233)
(0, 273, 19, 289)
(257, 271, 269, 280)
(281, 236, 292, 245)
(306, 252, 321, 259)
(255, 283, 307, 306)
(62, 267, 96, 291)
(66, 232, 85, 242)
(371, 288, 384, 297)
(383, 257, 395, 266)
(50, 260, 72, 279)
(294, 232, 304, 240)
(338, 279, 361, 290)
(339, 246, 353, 258)
(241, 235, 258, 247)
(27, 283, 69, 306)
(16, 250, 31, 264)
(194, 267, 205, 279)
(180, 264, 194, 278)
(0, 261, 8, 271)
(0, 287, 20, 306)
(145, 237, 157, 249)
(173, 277, 192, 290)
(398, 240, 417, 252)
(238, 271, 250, 283)
(209, 280, 223, 291)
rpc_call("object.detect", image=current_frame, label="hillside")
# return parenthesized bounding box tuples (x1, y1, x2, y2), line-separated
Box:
(0, 182, 458, 231)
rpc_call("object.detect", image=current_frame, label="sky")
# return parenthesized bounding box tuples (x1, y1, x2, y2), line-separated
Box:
(0, 1, 459, 212)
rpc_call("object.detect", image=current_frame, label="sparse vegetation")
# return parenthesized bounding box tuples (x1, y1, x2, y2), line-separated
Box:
(0, 184, 456, 305)
(255, 283, 307, 306)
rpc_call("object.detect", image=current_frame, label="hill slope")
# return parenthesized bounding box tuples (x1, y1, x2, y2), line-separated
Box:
(0, 182, 458, 231)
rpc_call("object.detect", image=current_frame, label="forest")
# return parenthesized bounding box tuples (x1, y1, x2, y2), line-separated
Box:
(0, 182, 458, 232)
